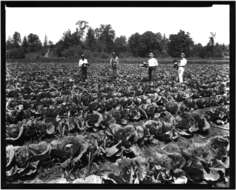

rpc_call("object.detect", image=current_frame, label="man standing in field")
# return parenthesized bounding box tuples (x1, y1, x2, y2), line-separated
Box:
(177, 52, 187, 83)
(78, 54, 89, 82)
(110, 52, 119, 79)
(143, 52, 158, 81)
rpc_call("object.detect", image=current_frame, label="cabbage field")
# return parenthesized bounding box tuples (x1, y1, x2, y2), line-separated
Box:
(5, 61, 230, 187)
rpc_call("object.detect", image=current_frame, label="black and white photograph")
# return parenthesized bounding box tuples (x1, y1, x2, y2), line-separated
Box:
(1, 1, 235, 188)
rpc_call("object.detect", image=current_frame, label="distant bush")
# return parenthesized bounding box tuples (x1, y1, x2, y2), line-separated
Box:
(25, 52, 42, 59)
(6, 48, 25, 59)
(60, 45, 83, 59)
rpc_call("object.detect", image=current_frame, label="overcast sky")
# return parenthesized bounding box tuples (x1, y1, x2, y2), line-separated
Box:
(6, 5, 229, 45)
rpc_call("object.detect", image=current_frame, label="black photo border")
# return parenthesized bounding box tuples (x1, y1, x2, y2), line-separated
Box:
(1, 1, 235, 189)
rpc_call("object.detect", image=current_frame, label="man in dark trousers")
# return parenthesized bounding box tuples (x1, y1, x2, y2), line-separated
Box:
(78, 54, 89, 81)
(143, 52, 159, 81)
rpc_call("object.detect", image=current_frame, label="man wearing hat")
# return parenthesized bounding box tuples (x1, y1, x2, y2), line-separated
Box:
(143, 52, 159, 81)
(78, 54, 89, 81)
(177, 52, 187, 83)
(110, 52, 119, 79)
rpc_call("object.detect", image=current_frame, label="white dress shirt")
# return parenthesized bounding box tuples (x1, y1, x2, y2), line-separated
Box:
(78, 59, 88, 67)
(147, 58, 158, 67)
(178, 58, 187, 67)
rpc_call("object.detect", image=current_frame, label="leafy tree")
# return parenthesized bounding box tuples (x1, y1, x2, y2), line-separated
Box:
(114, 36, 127, 54)
(61, 30, 73, 48)
(6, 32, 25, 58)
(190, 42, 225, 58)
(54, 40, 64, 57)
(96, 24, 115, 52)
(140, 31, 162, 56)
(6, 36, 14, 49)
(190, 43, 203, 57)
(54, 30, 73, 56)
(128, 33, 142, 56)
(6, 32, 21, 49)
(75, 20, 89, 40)
(85, 27, 96, 50)
(211, 43, 224, 58)
(54, 29, 83, 57)
(128, 32, 163, 57)
(167, 30, 194, 57)
(12, 32, 21, 48)
(27, 33, 42, 52)
(72, 28, 83, 46)
(21, 36, 28, 53)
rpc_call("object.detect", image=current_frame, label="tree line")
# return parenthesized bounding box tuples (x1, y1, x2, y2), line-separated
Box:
(6, 21, 229, 59)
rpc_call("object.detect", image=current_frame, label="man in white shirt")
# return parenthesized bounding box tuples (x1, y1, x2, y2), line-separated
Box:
(178, 52, 187, 83)
(110, 52, 119, 79)
(143, 52, 158, 81)
(78, 54, 89, 81)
